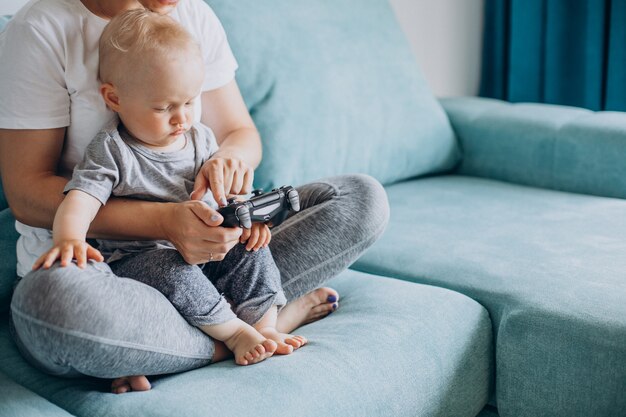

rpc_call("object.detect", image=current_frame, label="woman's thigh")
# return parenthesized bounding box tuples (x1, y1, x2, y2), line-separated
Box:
(269, 174, 389, 301)
(10, 260, 215, 379)
(109, 249, 236, 327)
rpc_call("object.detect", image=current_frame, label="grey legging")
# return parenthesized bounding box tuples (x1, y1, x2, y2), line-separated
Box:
(9, 174, 389, 379)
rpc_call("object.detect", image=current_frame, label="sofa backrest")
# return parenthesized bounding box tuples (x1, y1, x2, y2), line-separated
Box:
(207, 0, 460, 189)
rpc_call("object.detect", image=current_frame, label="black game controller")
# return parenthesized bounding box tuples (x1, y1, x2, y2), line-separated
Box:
(217, 185, 300, 229)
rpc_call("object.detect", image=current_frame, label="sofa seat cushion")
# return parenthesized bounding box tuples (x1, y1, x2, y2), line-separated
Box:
(353, 175, 626, 417)
(0, 270, 492, 417)
(0, 370, 75, 417)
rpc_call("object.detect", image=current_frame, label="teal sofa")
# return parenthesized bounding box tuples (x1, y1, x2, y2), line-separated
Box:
(0, 1, 624, 416)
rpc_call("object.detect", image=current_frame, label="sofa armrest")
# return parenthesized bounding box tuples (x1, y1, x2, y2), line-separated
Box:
(440, 96, 626, 199)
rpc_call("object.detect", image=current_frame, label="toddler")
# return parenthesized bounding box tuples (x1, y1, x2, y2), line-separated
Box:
(34, 9, 306, 366)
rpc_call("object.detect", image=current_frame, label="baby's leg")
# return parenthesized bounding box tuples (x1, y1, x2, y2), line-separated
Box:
(110, 249, 275, 365)
(253, 305, 307, 355)
(199, 318, 276, 365)
(204, 244, 307, 354)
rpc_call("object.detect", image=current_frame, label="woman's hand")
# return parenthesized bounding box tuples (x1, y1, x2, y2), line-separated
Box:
(190, 155, 254, 207)
(33, 240, 104, 270)
(159, 200, 243, 265)
(240, 223, 272, 252)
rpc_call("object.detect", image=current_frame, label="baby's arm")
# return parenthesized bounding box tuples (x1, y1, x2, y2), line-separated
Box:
(33, 190, 104, 270)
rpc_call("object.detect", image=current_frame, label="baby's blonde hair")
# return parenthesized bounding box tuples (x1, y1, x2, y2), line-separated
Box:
(99, 9, 202, 88)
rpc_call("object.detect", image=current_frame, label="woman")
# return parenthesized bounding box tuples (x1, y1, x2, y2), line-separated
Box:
(0, 0, 389, 394)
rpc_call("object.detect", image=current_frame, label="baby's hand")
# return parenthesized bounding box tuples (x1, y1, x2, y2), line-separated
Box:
(240, 223, 271, 252)
(33, 240, 104, 270)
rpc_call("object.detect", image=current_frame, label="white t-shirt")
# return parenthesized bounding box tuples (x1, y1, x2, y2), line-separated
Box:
(0, 0, 238, 277)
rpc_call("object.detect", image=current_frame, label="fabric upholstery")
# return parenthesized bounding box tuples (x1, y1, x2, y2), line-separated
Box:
(207, 0, 460, 190)
(442, 97, 626, 199)
(353, 176, 626, 417)
(0, 270, 493, 417)
(0, 370, 75, 417)
(475, 406, 499, 417)
(0, 209, 18, 313)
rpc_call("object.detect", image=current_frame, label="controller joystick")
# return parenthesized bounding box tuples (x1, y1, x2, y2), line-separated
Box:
(287, 188, 300, 212)
(234, 204, 251, 229)
(217, 185, 300, 229)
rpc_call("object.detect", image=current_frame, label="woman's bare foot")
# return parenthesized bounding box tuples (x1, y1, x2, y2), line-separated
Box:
(223, 324, 278, 365)
(276, 287, 339, 333)
(111, 375, 151, 394)
(258, 327, 307, 355)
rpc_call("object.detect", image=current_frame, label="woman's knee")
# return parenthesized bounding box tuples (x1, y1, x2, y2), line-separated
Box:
(11, 262, 110, 325)
(11, 262, 217, 377)
(333, 173, 390, 240)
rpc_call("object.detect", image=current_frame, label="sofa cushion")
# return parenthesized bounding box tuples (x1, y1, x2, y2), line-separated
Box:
(0, 370, 75, 417)
(1, 270, 492, 417)
(353, 175, 626, 417)
(207, 0, 460, 190)
(442, 96, 626, 199)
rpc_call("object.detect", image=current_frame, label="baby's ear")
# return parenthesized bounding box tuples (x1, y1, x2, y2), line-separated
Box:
(100, 83, 120, 111)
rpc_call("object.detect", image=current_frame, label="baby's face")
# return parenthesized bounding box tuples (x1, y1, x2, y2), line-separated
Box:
(116, 51, 204, 148)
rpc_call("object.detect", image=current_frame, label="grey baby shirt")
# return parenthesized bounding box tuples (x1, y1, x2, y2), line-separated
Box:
(64, 120, 219, 263)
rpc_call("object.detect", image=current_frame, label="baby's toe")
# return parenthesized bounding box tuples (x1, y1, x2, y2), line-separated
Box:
(275, 341, 294, 355)
(262, 339, 278, 354)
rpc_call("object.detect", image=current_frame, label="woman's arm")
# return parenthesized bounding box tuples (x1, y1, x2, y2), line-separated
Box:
(0, 128, 67, 228)
(0, 128, 242, 264)
(201, 79, 262, 167)
(0, 127, 170, 239)
(194, 80, 262, 206)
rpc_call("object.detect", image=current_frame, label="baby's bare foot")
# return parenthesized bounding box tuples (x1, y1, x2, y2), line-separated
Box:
(224, 324, 277, 365)
(258, 327, 307, 355)
(276, 287, 339, 333)
(111, 375, 151, 394)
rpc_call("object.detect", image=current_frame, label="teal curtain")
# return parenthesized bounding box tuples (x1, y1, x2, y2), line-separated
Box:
(480, 0, 626, 111)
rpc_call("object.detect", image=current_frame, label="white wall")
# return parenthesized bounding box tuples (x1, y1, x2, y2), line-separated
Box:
(389, 0, 484, 97)
(1, 0, 484, 97)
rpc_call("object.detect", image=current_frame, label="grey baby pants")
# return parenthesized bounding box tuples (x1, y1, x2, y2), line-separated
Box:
(108, 243, 287, 327)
